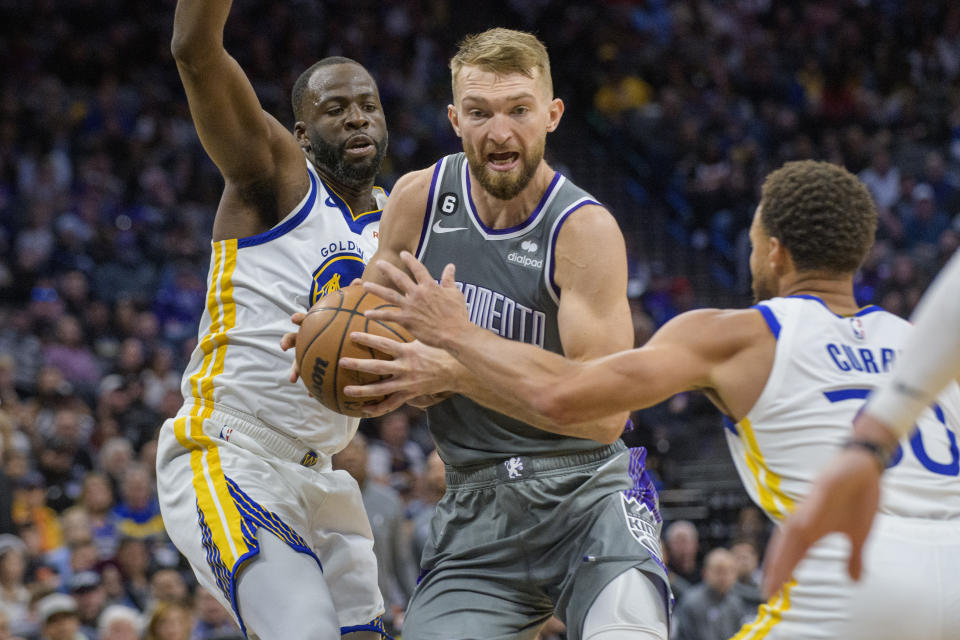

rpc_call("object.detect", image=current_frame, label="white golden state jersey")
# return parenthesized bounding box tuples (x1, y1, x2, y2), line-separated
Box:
(179, 159, 384, 455)
(725, 295, 960, 522)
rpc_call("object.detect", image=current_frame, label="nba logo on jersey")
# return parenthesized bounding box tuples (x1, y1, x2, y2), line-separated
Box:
(621, 494, 662, 560)
(218, 427, 233, 442)
(850, 317, 866, 341)
(310, 249, 366, 305)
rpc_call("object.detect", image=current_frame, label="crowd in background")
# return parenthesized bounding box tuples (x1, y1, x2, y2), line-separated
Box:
(2, 1, 960, 639)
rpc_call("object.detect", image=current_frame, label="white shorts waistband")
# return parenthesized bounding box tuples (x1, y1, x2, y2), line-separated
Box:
(178, 403, 326, 468)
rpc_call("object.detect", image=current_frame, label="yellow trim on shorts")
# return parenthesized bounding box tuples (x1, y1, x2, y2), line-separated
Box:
(737, 418, 795, 521)
(173, 239, 251, 568)
(732, 579, 796, 640)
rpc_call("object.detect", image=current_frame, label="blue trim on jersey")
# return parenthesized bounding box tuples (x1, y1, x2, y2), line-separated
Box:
(322, 180, 384, 235)
(787, 294, 885, 318)
(341, 616, 393, 639)
(465, 166, 561, 235)
(417, 159, 444, 257)
(547, 199, 602, 299)
(823, 388, 871, 403)
(854, 305, 884, 316)
(237, 168, 319, 248)
(721, 415, 738, 435)
(751, 304, 781, 339)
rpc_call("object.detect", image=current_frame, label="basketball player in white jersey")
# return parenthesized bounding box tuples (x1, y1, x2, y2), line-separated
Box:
(765, 248, 960, 598)
(156, 1, 389, 638)
(351, 160, 960, 639)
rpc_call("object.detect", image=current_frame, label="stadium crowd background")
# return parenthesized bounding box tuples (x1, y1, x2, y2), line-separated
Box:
(2, 1, 960, 639)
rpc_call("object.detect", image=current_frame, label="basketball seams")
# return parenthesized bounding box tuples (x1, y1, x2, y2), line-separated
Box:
(297, 286, 414, 416)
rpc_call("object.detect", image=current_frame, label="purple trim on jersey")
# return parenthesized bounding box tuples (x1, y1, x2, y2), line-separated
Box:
(787, 294, 885, 318)
(624, 447, 661, 523)
(547, 199, 602, 298)
(465, 167, 561, 235)
(237, 168, 318, 248)
(416, 160, 444, 258)
(751, 304, 781, 339)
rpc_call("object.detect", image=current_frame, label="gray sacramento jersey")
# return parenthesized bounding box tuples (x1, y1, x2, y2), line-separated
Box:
(416, 152, 612, 466)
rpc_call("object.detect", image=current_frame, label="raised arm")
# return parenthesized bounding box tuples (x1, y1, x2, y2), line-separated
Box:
(171, 0, 304, 209)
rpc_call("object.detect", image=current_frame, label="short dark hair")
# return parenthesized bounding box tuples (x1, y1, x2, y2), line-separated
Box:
(760, 160, 877, 273)
(291, 56, 363, 122)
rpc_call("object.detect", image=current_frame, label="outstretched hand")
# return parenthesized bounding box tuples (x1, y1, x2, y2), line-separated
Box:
(762, 445, 881, 597)
(362, 251, 470, 348)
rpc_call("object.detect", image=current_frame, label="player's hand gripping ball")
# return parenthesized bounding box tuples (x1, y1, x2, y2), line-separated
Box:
(296, 284, 413, 417)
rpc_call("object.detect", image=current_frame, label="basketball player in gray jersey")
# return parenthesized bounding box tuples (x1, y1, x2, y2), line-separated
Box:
(346, 28, 670, 640)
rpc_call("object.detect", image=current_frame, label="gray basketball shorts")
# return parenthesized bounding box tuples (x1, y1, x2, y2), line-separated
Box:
(401, 442, 671, 640)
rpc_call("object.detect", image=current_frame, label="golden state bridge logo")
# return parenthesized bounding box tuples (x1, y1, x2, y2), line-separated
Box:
(310, 242, 366, 305)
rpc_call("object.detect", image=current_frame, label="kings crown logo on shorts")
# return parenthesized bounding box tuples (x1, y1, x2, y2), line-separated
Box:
(309, 244, 366, 305)
(621, 494, 663, 561)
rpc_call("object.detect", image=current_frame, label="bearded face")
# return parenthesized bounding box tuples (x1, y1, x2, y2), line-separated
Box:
(463, 132, 545, 201)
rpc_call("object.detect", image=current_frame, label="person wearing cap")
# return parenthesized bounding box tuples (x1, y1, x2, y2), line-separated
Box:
(36, 593, 84, 640)
(96, 605, 142, 640)
(68, 571, 104, 640)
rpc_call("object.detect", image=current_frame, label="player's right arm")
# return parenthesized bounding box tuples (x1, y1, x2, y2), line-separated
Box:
(171, 0, 305, 226)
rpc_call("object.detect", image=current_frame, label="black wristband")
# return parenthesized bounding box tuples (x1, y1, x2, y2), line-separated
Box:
(843, 438, 893, 472)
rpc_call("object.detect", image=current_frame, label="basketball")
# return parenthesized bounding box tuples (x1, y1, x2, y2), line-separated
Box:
(296, 284, 413, 417)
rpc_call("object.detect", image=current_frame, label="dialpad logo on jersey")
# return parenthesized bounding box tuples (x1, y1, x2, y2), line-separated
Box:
(507, 240, 544, 270)
(620, 494, 663, 561)
(310, 242, 366, 305)
(849, 317, 866, 341)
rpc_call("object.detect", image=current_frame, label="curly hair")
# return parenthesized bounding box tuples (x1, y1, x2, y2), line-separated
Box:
(760, 160, 877, 273)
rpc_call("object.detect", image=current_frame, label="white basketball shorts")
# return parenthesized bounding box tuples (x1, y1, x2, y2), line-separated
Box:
(156, 404, 384, 635)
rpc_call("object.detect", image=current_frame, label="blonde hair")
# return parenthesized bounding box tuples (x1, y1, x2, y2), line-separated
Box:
(450, 28, 552, 100)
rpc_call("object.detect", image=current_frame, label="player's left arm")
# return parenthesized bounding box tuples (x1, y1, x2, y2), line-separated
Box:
(547, 204, 635, 442)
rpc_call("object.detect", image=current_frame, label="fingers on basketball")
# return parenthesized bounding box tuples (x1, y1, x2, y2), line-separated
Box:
(296, 284, 413, 417)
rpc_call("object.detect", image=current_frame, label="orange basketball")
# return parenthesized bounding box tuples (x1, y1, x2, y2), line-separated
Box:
(295, 284, 413, 417)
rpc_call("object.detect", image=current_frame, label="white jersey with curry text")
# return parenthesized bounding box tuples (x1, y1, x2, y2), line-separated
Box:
(178, 159, 384, 455)
(725, 295, 960, 523)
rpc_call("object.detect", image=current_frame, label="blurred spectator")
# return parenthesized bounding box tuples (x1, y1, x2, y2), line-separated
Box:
(78, 474, 118, 562)
(36, 592, 85, 640)
(68, 571, 106, 640)
(333, 434, 415, 633)
(113, 538, 150, 612)
(190, 589, 239, 640)
(406, 450, 446, 566)
(147, 570, 187, 611)
(96, 605, 142, 640)
(730, 539, 764, 612)
(665, 520, 700, 586)
(671, 548, 746, 640)
(43, 316, 101, 399)
(11, 473, 63, 554)
(0, 537, 31, 639)
(367, 412, 425, 495)
(144, 601, 193, 640)
(111, 465, 163, 541)
(0, 606, 25, 640)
